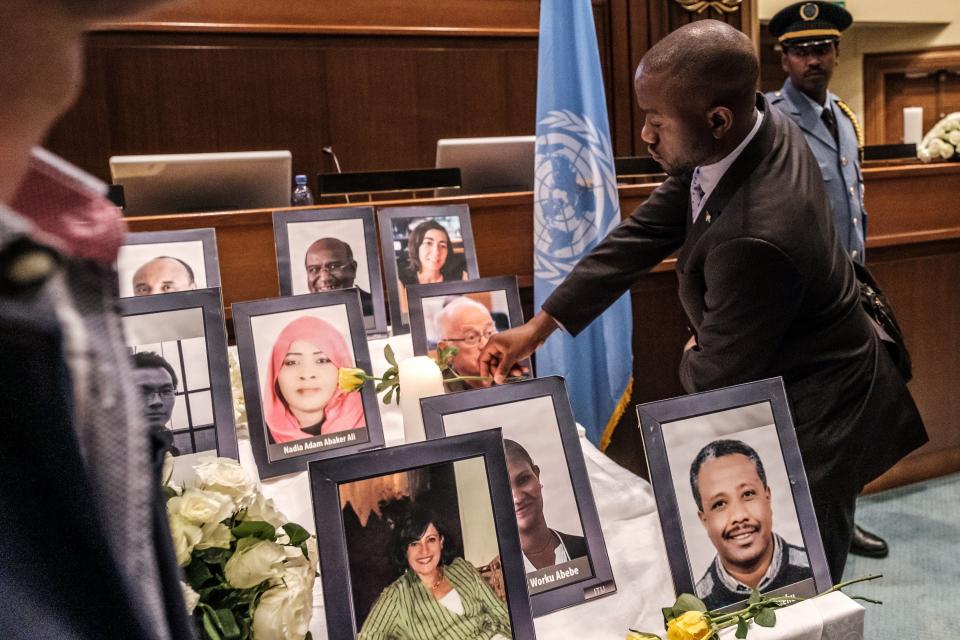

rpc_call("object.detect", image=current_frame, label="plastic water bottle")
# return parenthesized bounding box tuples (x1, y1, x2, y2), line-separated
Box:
(291, 174, 315, 206)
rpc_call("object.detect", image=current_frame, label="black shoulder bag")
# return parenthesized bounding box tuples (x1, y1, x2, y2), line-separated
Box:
(853, 261, 913, 382)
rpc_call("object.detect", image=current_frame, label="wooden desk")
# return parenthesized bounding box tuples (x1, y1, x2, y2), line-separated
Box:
(126, 162, 960, 491)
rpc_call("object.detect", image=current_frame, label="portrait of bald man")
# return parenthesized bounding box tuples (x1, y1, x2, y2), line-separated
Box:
(304, 237, 373, 316)
(435, 296, 499, 391)
(690, 439, 811, 609)
(132, 255, 197, 296)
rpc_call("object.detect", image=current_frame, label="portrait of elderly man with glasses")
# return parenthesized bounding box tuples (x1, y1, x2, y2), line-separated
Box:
(130, 351, 180, 456)
(305, 237, 374, 316)
(435, 297, 500, 391)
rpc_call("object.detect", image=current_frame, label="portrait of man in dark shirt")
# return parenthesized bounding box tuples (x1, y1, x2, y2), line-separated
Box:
(690, 439, 811, 609)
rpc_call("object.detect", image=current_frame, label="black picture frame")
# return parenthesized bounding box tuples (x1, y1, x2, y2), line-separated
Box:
(119, 287, 238, 460)
(309, 429, 537, 640)
(376, 204, 479, 335)
(232, 289, 385, 479)
(407, 275, 531, 391)
(637, 377, 832, 612)
(421, 377, 616, 616)
(118, 228, 220, 298)
(272, 206, 387, 336)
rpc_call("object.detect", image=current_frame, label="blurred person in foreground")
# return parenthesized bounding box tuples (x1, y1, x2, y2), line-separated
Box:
(0, 0, 193, 637)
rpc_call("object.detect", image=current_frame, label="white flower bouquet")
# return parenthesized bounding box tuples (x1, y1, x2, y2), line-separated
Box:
(917, 112, 960, 163)
(165, 457, 316, 640)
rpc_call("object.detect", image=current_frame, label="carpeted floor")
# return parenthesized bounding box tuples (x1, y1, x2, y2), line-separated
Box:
(843, 473, 960, 639)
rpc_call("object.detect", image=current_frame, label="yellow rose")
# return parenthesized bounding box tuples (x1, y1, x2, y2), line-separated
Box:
(666, 611, 713, 640)
(338, 367, 367, 393)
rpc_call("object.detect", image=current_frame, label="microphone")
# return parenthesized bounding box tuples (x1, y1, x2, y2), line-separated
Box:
(322, 145, 350, 203)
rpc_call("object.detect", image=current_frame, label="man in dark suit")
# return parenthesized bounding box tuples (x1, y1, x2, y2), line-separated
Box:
(0, 1, 193, 638)
(480, 19, 926, 580)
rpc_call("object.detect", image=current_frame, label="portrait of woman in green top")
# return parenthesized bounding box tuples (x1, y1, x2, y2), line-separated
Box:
(358, 503, 512, 640)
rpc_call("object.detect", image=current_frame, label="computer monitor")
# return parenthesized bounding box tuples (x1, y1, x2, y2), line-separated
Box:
(109, 150, 292, 216)
(435, 135, 535, 195)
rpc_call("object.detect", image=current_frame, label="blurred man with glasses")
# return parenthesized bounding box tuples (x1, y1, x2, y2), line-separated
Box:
(305, 237, 373, 315)
(131, 351, 180, 455)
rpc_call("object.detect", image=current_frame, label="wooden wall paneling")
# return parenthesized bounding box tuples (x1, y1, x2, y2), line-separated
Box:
(45, 32, 539, 183)
(882, 73, 939, 146)
(607, 0, 637, 156)
(863, 240, 960, 493)
(863, 46, 960, 145)
(107, 0, 541, 35)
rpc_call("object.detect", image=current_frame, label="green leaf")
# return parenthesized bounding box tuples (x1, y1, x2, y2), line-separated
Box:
(282, 522, 311, 548)
(754, 607, 776, 628)
(383, 387, 394, 405)
(384, 343, 397, 367)
(661, 606, 677, 622)
(305, 633, 313, 640)
(749, 588, 762, 605)
(214, 609, 242, 640)
(200, 606, 224, 640)
(736, 615, 749, 639)
(187, 558, 216, 590)
(161, 485, 179, 501)
(673, 593, 708, 613)
(231, 520, 277, 541)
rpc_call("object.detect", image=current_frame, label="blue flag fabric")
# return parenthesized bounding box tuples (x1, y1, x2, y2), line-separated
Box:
(533, 0, 633, 448)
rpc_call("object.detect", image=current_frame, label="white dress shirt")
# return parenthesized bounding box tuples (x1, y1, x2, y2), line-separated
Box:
(691, 108, 764, 222)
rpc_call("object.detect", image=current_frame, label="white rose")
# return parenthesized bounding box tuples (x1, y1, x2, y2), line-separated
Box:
(927, 137, 944, 155)
(224, 538, 286, 588)
(193, 457, 257, 504)
(180, 581, 200, 615)
(938, 141, 955, 160)
(171, 489, 235, 525)
(252, 582, 313, 640)
(918, 146, 932, 163)
(169, 514, 203, 566)
(196, 521, 232, 550)
(244, 493, 286, 529)
(948, 130, 960, 147)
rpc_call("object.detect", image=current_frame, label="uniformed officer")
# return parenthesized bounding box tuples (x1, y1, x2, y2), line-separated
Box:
(766, 1, 889, 561)
(767, 1, 866, 265)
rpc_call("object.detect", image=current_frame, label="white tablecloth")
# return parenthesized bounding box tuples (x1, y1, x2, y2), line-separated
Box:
(223, 335, 863, 640)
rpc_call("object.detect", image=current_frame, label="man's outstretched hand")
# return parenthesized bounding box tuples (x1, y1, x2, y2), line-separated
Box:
(479, 311, 559, 384)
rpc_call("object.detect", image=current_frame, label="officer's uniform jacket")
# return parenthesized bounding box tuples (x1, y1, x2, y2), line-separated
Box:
(767, 79, 866, 263)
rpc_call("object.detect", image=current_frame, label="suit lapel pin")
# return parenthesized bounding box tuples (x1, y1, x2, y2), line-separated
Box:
(705, 211, 712, 223)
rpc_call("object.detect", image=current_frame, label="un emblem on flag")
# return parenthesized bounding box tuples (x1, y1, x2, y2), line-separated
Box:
(534, 110, 619, 286)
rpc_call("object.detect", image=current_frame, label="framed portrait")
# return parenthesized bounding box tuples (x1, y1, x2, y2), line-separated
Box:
(119, 287, 238, 460)
(232, 289, 384, 479)
(272, 207, 387, 336)
(377, 204, 479, 335)
(638, 377, 831, 612)
(309, 429, 536, 640)
(118, 228, 220, 298)
(407, 275, 530, 392)
(421, 377, 616, 616)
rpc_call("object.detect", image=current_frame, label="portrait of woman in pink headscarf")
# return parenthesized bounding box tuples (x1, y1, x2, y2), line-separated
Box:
(263, 315, 366, 444)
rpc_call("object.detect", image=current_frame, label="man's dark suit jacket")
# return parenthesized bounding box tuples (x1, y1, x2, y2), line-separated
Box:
(543, 95, 926, 510)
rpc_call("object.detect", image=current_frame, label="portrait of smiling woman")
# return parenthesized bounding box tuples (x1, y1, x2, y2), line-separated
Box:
(359, 503, 512, 640)
(262, 315, 365, 444)
(398, 219, 469, 286)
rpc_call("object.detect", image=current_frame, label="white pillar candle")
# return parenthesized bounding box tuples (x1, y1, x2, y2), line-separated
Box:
(397, 356, 444, 444)
(903, 107, 923, 145)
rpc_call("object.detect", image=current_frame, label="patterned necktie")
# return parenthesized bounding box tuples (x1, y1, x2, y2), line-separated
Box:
(691, 168, 705, 222)
(821, 107, 839, 145)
